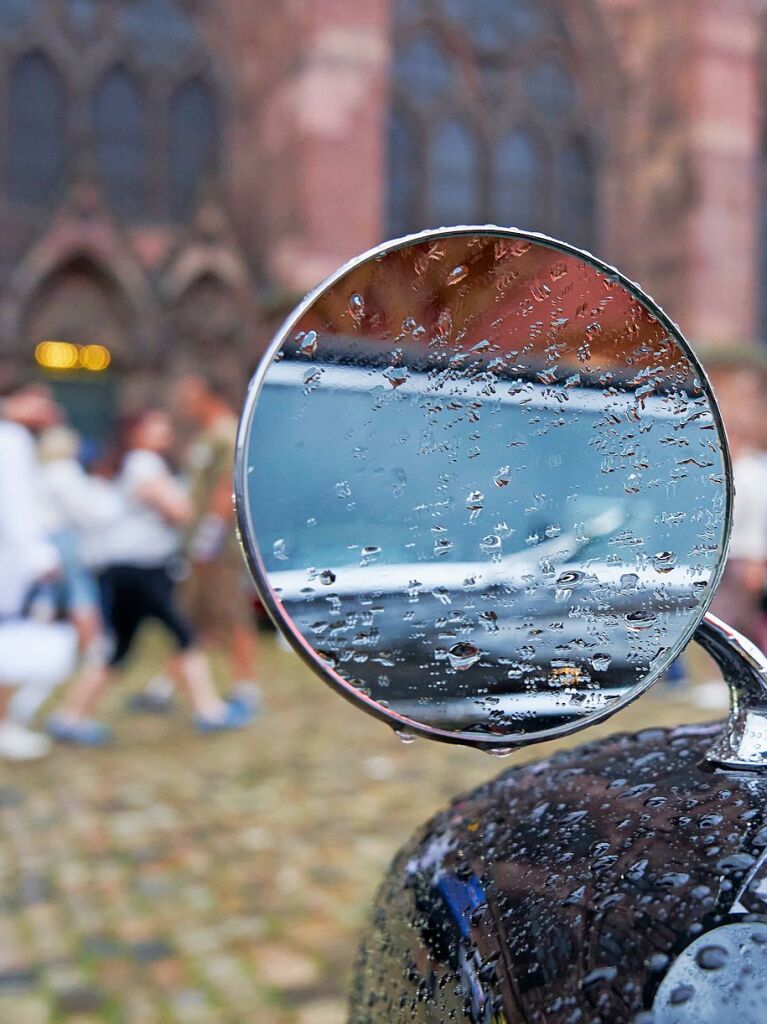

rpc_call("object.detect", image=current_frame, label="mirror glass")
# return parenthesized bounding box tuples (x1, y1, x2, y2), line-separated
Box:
(237, 230, 731, 746)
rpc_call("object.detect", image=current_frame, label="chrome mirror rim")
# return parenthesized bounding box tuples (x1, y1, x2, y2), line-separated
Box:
(234, 225, 734, 750)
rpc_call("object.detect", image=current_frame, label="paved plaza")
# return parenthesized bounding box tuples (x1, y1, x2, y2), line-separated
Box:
(0, 634, 727, 1023)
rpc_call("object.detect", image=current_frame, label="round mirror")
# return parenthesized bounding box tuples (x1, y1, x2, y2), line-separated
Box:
(235, 229, 732, 748)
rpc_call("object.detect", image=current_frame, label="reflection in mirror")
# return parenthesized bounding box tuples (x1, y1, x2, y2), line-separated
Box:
(237, 231, 730, 746)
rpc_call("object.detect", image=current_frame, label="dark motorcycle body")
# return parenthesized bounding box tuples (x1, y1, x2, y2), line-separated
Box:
(351, 723, 767, 1024)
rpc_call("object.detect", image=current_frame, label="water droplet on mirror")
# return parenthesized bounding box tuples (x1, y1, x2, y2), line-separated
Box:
(480, 534, 501, 553)
(624, 609, 658, 631)
(297, 329, 318, 357)
(447, 642, 482, 671)
(319, 569, 336, 586)
(447, 264, 469, 286)
(348, 292, 365, 321)
(493, 466, 510, 488)
(591, 653, 612, 671)
(273, 538, 288, 561)
(395, 728, 416, 744)
(466, 490, 484, 518)
(383, 366, 409, 388)
(652, 550, 677, 573)
(556, 570, 585, 589)
(480, 610, 498, 632)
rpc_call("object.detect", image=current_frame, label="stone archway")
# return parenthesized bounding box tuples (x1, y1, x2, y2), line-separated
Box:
(22, 256, 133, 441)
(168, 272, 243, 370)
(22, 255, 132, 360)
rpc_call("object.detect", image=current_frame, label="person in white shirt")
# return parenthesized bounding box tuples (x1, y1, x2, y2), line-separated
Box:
(0, 387, 77, 759)
(35, 426, 121, 656)
(49, 408, 254, 744)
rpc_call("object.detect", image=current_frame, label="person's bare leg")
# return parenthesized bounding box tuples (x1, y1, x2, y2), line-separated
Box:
(230, 624, 258, 683)
(57, 663, 111, 721)
(168, 649, 226, 719)
(72, 608, 102, 655)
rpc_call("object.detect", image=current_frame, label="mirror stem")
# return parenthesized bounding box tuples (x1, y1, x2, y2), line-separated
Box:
(697, 612, 767, 771)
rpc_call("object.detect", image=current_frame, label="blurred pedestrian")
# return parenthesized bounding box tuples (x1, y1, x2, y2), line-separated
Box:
(0, 385, 77, 759)
(48, 408, 255, 744)
(708, 358, 767, 646)
(172, 373, 261, 701)
(36, 425, 116, 653)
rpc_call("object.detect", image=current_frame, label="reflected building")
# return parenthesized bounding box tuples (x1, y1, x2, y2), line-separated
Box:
(0, 0, 762, 438)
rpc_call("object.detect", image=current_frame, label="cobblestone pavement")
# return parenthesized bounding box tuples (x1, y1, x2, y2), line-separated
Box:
(0, 632, 728, 1023)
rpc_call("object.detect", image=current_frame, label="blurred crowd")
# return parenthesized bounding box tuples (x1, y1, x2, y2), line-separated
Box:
(0, 373, 259, 761)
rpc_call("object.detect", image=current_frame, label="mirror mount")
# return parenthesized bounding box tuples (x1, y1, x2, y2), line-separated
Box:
(698, 613, 767, 772)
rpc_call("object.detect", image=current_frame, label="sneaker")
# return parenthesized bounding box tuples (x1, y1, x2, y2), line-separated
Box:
(126, 676, 175, 715)
(46, 716, 112, 747)
(195, 697, 256, 734)
(0, 722, 52, 760)
(229, 682, 262, 715)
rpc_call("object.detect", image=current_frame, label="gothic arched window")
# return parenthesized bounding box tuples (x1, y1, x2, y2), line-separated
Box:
(554, 135, 596, 250)
(167, 77, 218, 221)
(387, 108, 420, 237)
(493, 130, 544, 229)
(427, 120, 480, 226)
(120, 0, 199, 66)
(0, 0, 28, 34)
(170, 274, 241, 366)
(8, 51, 68, 207)
(388, 0, 599, 246)
(3, 2, 222, 225)
(93, 66, 148, 219)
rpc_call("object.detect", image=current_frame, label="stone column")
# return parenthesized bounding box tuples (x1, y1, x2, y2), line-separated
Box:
(684, 0, 763, 347)
(272, 0, 389, 293)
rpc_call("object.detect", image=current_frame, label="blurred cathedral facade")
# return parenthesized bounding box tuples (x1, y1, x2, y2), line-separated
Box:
(0, 0, 763, 434)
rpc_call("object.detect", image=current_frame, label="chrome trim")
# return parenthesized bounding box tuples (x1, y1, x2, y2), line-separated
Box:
(234, 225, 734, 751)
(698, 612, 767, 772)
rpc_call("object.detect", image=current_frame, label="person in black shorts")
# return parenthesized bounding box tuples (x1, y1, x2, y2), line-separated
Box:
(47, 409, 255, 745)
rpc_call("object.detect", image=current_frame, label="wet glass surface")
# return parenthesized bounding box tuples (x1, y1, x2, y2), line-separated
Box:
(238, 231, 730, 742)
